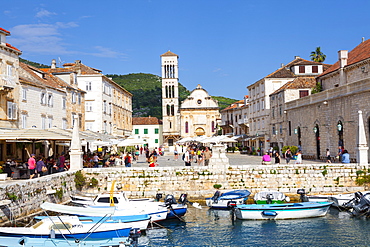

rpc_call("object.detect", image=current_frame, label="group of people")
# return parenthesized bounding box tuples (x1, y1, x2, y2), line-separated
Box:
(326, 147, 350, 163)
(27, 152, 67, 179)
(261, 148, 302, 165)
(182, 146, 212, 166)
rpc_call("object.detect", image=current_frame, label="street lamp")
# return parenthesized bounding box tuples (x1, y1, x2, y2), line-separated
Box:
(313, 126, 317, 134)
(337, 122, 343, 132)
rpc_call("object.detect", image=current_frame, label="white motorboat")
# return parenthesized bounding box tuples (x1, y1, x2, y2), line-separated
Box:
(205, 190, 251, 209)
(234, 202, 333, 220)
(71, 191, 188, 221)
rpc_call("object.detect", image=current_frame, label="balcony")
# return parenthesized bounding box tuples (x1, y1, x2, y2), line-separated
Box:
(0, 75, 15, 89)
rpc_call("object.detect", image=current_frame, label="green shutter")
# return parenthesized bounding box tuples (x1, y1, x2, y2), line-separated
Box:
(135, 129, 139, 134)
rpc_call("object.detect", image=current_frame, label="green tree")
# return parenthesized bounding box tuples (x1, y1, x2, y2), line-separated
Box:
(310, 47, 326, 62)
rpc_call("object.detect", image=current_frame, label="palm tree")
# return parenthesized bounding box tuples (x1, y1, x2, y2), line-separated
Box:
(310, 47, 326, 62)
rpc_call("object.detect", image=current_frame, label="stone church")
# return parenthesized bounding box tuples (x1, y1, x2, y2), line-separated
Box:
(160, 51, 220, 150)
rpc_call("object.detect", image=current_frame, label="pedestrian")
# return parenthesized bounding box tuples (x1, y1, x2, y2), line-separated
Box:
(326, 149, 331, 163)
(285, 148, 292, 164)
(262, 152, 271, 165)
(28, 154, 36, 179)
(275, 152, 281, 164)
(341, 150, 350, 163)
(184, 148, 191, 166)
(135, 149, 140, 161)
(174, 148, 179, 161)
(124, 153, 132, 167)
(140, 146, 143, 155)
(295, 150, 302, 164)
(36, 156, 47, 177)
(58, 152, 66, 172)
(203, 147, 212, 166)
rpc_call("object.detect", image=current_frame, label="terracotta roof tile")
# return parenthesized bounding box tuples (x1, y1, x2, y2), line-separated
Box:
(160, 50, 178, 57)
(319, 39, 370, 77)
(271, 76, 316, 95)
(5, 43, 21, 53)
(0, 27, 10, 34)
(133, 117, 162, 125)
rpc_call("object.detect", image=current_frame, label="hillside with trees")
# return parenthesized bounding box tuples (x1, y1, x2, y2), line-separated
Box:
(108, 73, 237, 119)
(19, 58, 50, 68)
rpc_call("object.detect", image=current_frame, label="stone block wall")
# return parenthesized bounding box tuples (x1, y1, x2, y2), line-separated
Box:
(82, 163, 369, 200)
(0, 172, 75, 223)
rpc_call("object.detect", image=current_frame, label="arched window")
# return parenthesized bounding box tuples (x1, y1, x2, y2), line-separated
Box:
(171, 105, 175, 116)
(165, 86, 169, 98)
(171, 85, 175, 98)
(185, 121, 189, 133)
(166, 104, 170, 116)
(211, 121, 215, 132)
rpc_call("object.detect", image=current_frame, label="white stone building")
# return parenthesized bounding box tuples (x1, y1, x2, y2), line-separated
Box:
(132, 117, 162, 149)
(285, 39, 370, 162)
(18, 63, 67, 130)
(219, 96, 249, 138)
(180, 84, 220, 138)
(247, 57, 330, 153)
(45, 60, 132, 137)
(161, 51, 181, 147)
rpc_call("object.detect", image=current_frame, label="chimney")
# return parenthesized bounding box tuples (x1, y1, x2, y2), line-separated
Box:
(362, 37, 365, 43)
(281, 63, 284, 68)
(51, 59, 56, 69)
(294, 56, 300, 59)
(338, 50, 348, 68)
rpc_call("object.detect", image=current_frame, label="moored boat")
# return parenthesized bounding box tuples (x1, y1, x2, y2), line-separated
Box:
(0, 236, 132, 247)
(206, 190, 251, 209)
(0, 215, 132, 239)
(71, 191, 188, 221)
(234, 201, 333, 220)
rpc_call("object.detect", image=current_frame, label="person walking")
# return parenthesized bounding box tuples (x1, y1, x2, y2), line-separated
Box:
(174, 148, 179, 161)
(28, 154, 36, 179)
(203, 147, 212, 166)
(326, 149, 331, 163)
(58, 152, 66, 172)
(184, 148, 191, 166)
(36, 156, 47, 177)
(285, 149, 292, 164)
(124, 153, 132, 167)
(275, 152, 281, 164)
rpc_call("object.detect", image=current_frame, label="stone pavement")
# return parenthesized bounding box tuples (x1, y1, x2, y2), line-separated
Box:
(131, 152, 327, 168)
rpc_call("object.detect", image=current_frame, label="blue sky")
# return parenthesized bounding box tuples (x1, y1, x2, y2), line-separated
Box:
(2, 1, 370, 100)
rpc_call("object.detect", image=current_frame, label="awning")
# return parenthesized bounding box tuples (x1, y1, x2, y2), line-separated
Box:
(0, 128, 71, 141)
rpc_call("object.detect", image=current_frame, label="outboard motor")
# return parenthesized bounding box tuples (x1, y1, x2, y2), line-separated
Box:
(178, 194, 188, 204)
(297, 189, 309, 202)
(352, 193, 370, 217)
(165, 194, 177, 206)
(128, 228, 141, 247)
(343, 191, 363, 209)
(155, 193, 163, 202)
(212, 190, 221, 203)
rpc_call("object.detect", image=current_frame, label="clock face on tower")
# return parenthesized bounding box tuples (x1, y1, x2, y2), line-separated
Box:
(197, 99, 202, 105)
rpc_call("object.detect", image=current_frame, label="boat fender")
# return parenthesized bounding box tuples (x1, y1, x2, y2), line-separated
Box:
(285, 196, 290, 202)
(178, 194, 188, 204)
(50, 228, 55, 239)
(227, 201, 237, 209)
(262, 211, 277, 217)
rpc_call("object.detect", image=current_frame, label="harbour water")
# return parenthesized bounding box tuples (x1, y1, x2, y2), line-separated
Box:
(139, 207, 370, 247)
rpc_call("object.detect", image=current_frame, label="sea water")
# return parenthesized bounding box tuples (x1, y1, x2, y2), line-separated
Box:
(138, 207, 370, 247)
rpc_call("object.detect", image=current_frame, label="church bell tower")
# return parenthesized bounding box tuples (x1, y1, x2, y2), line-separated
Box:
(161, 51, 180, 147)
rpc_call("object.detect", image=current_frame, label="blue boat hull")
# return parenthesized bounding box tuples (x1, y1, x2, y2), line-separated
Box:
(0, 227, 131, 239)
(167, 207, 187, 219)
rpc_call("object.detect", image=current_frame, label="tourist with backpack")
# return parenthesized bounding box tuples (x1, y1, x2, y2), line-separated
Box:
(124, 153, 132, 167)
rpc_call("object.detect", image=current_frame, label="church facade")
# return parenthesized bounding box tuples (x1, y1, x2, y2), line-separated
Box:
(161, 51, 220, 150)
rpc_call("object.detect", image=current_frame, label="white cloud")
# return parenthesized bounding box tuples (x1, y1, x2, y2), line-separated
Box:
(213, 68, 222, 72)
(9, 23, 77, 55)
(35, 9, 57, 18)
(89, 46, 127, 59)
